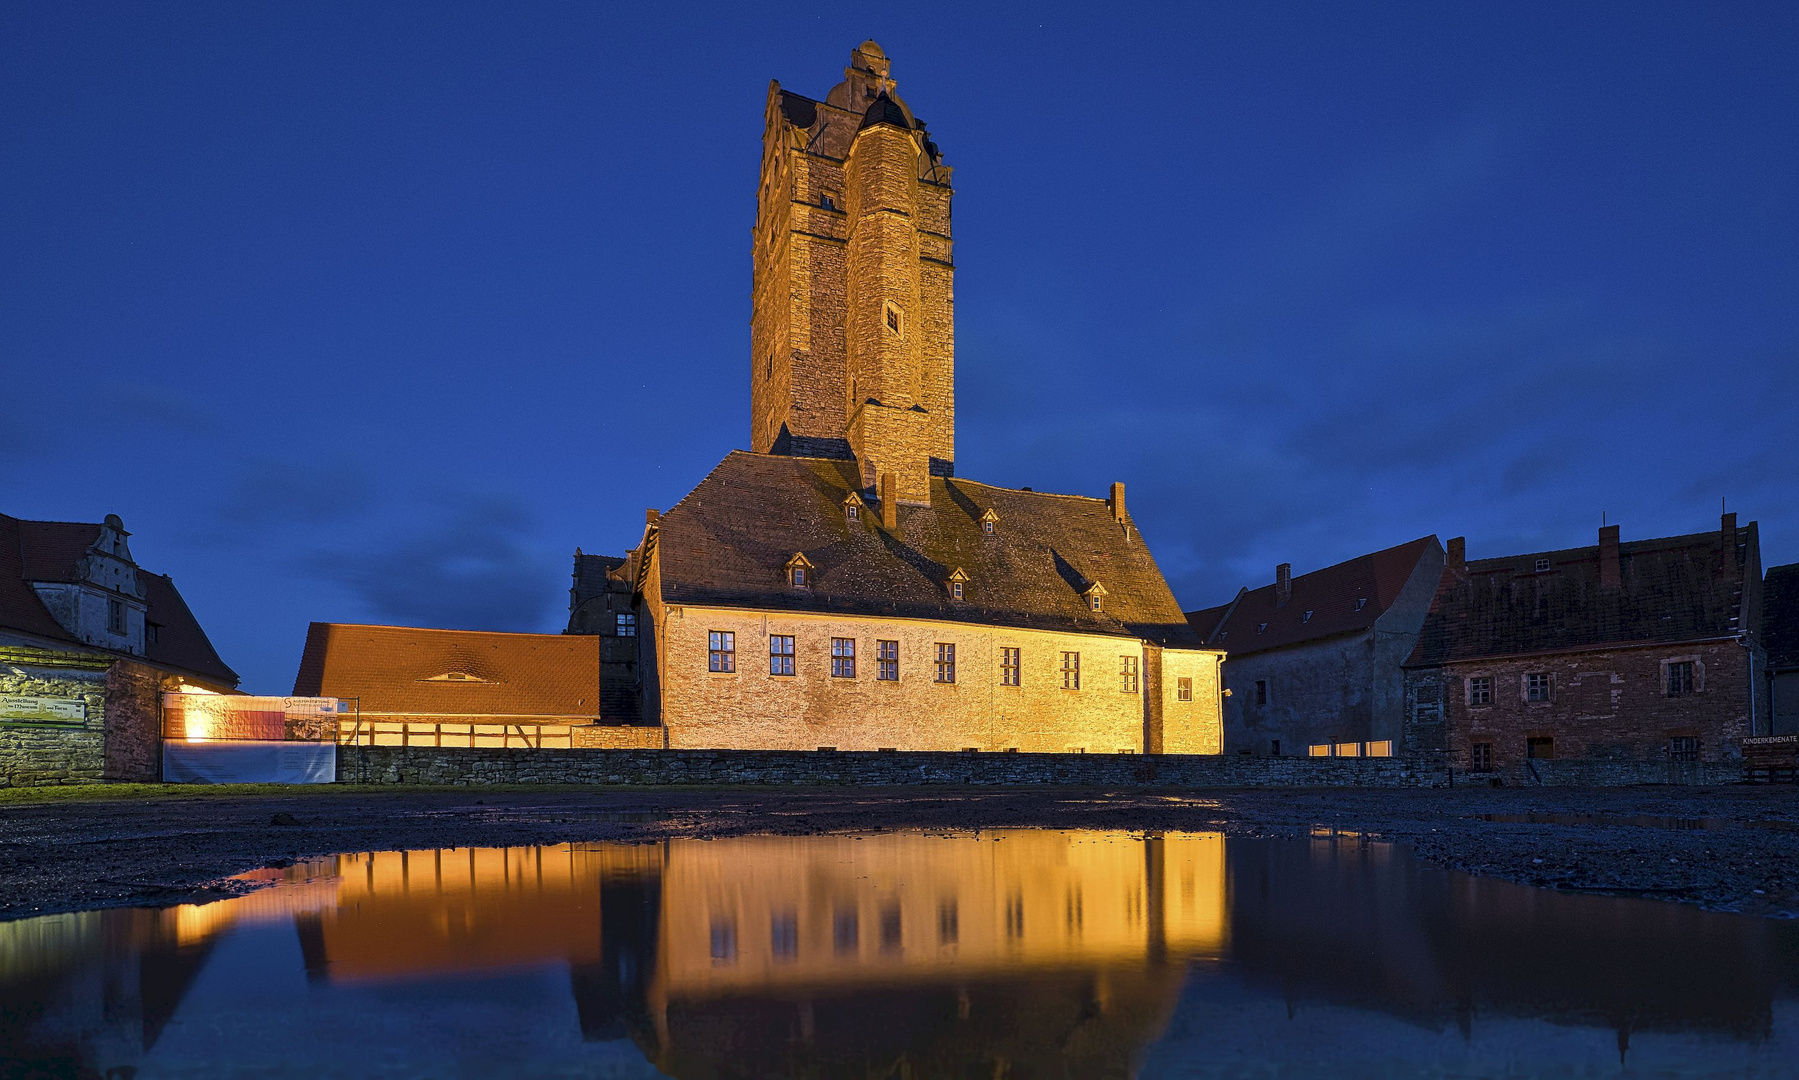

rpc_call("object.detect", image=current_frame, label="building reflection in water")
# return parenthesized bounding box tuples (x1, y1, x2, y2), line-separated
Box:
(0, 829, 1795, 1078)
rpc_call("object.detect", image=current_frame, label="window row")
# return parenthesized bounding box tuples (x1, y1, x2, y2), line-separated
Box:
(704, 631, 1170, 693)
(1464, 661, 1701, 706)
(1466, 734, 1702, 771)
(1305, 741, 1395, 758)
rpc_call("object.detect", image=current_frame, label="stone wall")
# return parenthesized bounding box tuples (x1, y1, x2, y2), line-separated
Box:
(0, 647, 110, 787)
(102, 660, 163, 782)
(656, 604, 1223, 754)
(337, 745, 1428, 787)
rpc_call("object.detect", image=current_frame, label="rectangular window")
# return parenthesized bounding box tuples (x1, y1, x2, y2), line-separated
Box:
(1335, 742, 1362, 758)
(1366, 740, 1394, 758)
(877, 639, 899, 681)
(615, 612, 636, 637)
(1270, 739, 1281, 757)
(107, 598, 124, 635)
(1254, 680, 1268, 706)
(1120, 656, 1139, 693)
(1467, 676, 1491, 706)
(1666, 661, 1695, 697)
(1525, 672, 1553, 702)
(1669, 735, 1700, 761)
(830, 637, 856, 678)
(1307, 744, 1332, 757)
(1176, 677, 1193, 702)
(708, 631, 736, 673)
(1000, 647, 1020, 686)
(1526, 736, 1554, 760)
(1471, 742, 1494, 772)
(934, 643, 956, 683)
(771, 911, 799, 961)
(770, 634, 795, 676)
(1060, 651, 1080, 689)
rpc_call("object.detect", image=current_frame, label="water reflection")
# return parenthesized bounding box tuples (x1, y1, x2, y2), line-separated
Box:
(2, 830, 1796, 1078)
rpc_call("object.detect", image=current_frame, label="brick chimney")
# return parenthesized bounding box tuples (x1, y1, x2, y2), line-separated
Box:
(880, 472, 899, 530)
(1721, 511, 1737, 538)
(1447, 536, 1465, 572)
(1275, 562, 1292, 606)
(1108, 482, 1126, 523)
(1599, 525, 1620, 589)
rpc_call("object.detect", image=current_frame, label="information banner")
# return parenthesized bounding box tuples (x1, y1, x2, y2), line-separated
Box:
(0, 695, 87, 725)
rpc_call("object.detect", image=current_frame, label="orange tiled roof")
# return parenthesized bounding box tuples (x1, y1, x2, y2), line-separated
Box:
(292, 623, 600, 718)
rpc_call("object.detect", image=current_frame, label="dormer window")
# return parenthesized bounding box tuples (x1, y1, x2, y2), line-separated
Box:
(884, 301, 903, 335)
(847, 504, 859, 522)
(1083, 582, 1107, 612)
(1257, 623, 1268, 633)
(785, 552, 815, 588)
(843, 492, 866, 523)
(1303, 610, 1314, 622)
(1355, 598, 1368, 611)
(979, 508, 999, 535)
(947, 567, 969, 602)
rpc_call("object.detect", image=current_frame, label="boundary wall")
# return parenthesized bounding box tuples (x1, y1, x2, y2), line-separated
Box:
(338, 746, 1429, 787)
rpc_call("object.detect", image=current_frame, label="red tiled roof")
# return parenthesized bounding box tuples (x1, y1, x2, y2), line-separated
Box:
(140, 572, 238, 686)
(292, 623, 601, 718)
(1188, 537, 1441, 657)
(1406, 524, 1759, 666)
(0, 515, 80, 643)
(16, 520, 102, 582)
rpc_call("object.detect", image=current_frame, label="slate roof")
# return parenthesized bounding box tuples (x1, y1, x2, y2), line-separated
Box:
(652, 452, 1202, 647)
(860, 91, 912, 131)
(1186, 537, 1440, 657)
(292, 623, 601, 717)
(0, 512, 238, 685)
(1763, 563, 1799, 671)
(1406, 523, 1759, 667)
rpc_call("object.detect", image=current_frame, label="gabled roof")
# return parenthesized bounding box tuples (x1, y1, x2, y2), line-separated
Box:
(1187, 537, 1441, 657)
(651, 452, 1201, 647)
(292, 623, 600, 718)
(1407, 523, 1759, 667)
(0, 512, 238, 685)
(1761, 562, 1799, 671)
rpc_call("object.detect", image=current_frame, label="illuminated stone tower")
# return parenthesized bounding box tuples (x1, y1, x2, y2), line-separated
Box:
(750, 41, 954, 504)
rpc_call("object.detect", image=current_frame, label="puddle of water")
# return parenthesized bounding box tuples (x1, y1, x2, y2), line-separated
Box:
(3, 830, 1797, 1078)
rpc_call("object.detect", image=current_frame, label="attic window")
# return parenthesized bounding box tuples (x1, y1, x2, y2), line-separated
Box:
(884, 301, 903, 335)
(980, 508, 999, 535)
(785, 552, 815, 588)
(424, 671, 486, 682)
(792, 566, 807, 586)
(951, 581, 964, 600)
(1303, 610, 1313, 622)
(847, 503, 860, 522)
(948, 567, 969, 602)
(1257, 623, 1268, 633)
(1355, 598, 1368, 611)
(1534, 558, 1551, 572)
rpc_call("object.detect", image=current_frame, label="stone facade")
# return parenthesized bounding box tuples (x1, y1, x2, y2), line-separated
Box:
(0, 645, 165, 786)
(336, 745, 1424, 787)
(650, 604, 1220, 754)
(751, 40, 954, 491)
(566, 552, 642, 723)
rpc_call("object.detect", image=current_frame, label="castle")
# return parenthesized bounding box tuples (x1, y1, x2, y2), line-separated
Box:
(572, 43, 1224, 754)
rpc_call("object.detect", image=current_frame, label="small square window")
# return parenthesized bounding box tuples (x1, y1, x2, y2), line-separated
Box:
(981, 520, 994, 535)
(1000, 647, 1020, 686)
(770, 635, 796, 676)
(877, 639, 899, 681)
(708, 631, 736, 673)
(831, 637, 856, 678)
(821, 191, 837, 210)
(1355, 598, 1368, 611)
(1060, 651, 1080, 690)
(1534, 558, 1551, 572)
(1669, 735, 1700, 761)
(1257, 622, 1267, 633)
(1666, 661, 1695, 697)
(1525, 672, 1552, 702)
(884, 301, 903, 335)
(1302, 610, 1313, 622)
(616, 613, 637, 638)
(1176, 677, 1192, 702)
(1119, 656, 1139, 693)
(934, 643, 956, 683)
(1467, 676, 1491, 706)
(1526, 736, 1554, 759)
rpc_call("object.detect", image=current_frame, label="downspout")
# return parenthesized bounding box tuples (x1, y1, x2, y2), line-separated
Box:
(1744, 636, 1758, 738)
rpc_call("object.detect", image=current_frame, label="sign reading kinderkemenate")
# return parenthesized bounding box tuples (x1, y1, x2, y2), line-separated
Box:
(0, 695, 88, 725)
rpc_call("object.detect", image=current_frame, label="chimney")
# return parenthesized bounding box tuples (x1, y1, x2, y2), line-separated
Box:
(1109, 482, 1127, 523)
(1721, 511, 1737, 538)
(880, 472, 899, 530)
(1598, 525, 1620, 589)
(1447, 536, 1466, 572)
(1275, 562, 1292, 606)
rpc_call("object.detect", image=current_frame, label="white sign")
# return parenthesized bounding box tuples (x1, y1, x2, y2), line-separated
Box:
(0, 695, 87, 724)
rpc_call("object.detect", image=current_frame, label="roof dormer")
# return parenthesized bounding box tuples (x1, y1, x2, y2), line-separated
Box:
(947, 566, 969, 601)
(1083, 581, 1108, 612)
(843, 491, 867, 524)
(422, 671, 489, 683)
(785, 552, 815, 588)
(979, 508, 999, 535)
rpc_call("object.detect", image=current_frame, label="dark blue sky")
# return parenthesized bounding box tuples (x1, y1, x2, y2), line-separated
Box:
(4, 3, 1795, 693)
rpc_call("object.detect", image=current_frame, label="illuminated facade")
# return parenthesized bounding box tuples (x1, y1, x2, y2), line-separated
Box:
(583, 43, 1224, 753)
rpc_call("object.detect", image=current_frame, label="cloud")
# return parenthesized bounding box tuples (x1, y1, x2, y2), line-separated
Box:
(216, 457, 377, 530)
(306, 493, 559, 632)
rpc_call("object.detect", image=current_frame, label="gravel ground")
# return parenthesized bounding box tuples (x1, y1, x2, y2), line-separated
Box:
(0, 783, 1795, 922)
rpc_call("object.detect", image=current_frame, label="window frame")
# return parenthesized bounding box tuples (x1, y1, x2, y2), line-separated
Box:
(1665, 660, 1696, 697)
(616, 612, 637, 638)
(1000, 647, 1020, 687)
(1470, 741, 1494, 772)
(934, 642, 956, 684)
(1119, 655, 1139, 693)
(1060, 651, 1081, 690)
(708, 631, 737, 673)
(769, 634, 796, 676)
(1466, 675, 1492, 706)
(1254, 679, 1268, 706)
(876, 639, 899, 681)
(1176, 677, 1193, 702)
(830, 637, 856, 679)
(1524, 672, 1553, 702)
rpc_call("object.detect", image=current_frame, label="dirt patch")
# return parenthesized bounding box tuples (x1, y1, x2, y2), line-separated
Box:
(0, 784, 1794, 921)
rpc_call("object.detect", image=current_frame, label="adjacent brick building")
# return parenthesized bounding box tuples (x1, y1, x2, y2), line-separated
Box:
(1764, 562, 1799, 736)
(597, 43, 1223, 753)
(566, 550, 642, 723)
(1, 511, 238, 785)
(1403, 516, 1767, 783)
(1187, 536, 1444, 759)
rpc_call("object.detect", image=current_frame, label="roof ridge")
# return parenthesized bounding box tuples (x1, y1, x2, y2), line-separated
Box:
(310, 622, 572, 638)
(1466, 528, 1735, 566)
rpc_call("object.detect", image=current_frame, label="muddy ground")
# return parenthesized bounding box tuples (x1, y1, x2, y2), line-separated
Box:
(1, 784, 1795, 922)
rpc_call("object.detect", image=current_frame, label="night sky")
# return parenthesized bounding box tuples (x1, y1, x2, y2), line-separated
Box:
(3, 4, 1795, 694)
